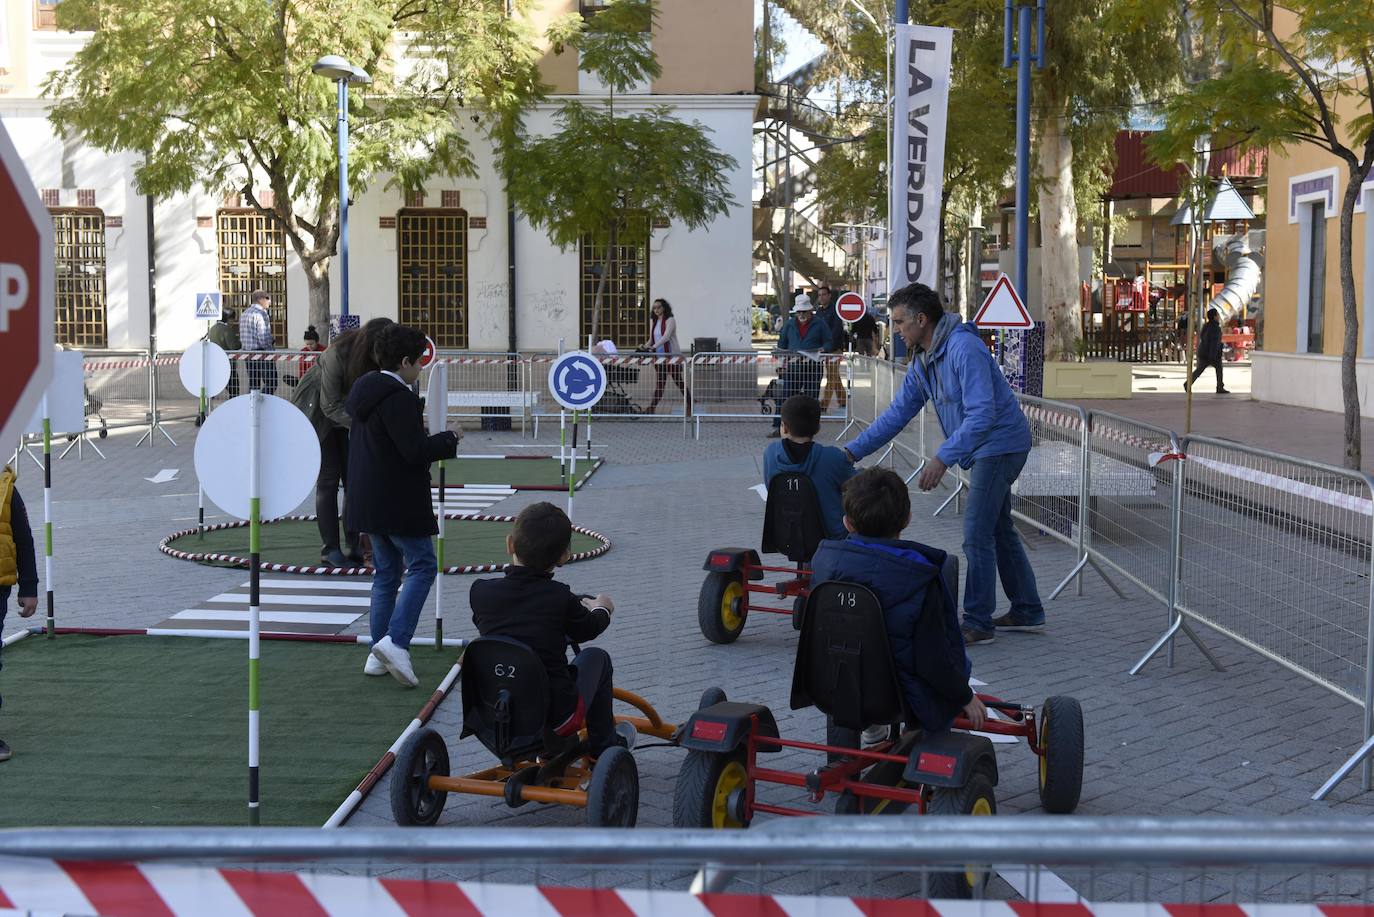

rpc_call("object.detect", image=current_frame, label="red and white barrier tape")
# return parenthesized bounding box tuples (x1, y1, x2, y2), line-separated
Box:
(0, 862, 1347, 917)
(84, 356, 181, 371)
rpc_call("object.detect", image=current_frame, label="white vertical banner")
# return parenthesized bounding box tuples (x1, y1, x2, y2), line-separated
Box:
(889, 24, 954, 294)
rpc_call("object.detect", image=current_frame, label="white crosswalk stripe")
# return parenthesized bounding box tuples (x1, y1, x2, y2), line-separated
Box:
(151, 579, 372, 636)
(432, 485, 516, 517)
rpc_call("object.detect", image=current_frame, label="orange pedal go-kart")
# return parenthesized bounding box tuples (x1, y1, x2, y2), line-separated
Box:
(391, 636, 679, 828)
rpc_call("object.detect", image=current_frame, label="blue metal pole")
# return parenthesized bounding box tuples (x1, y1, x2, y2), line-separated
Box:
(337, 78, 350, 318)
(1014, 3, 1032, 304)
(894, 0, 907, 23)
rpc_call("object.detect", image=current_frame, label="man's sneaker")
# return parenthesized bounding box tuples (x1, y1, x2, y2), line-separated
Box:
(961, 627, 995, 645)
(615, 721, 638, 751)
(321, 548, 349, 568)
(363, 653, 388, 676)
(0, 739, 10, 762)
(991, 613, 1045, 630)
(371, 636, 419, 688)
(861, 724, 890, 747)
(1217, 388, 1232, 394)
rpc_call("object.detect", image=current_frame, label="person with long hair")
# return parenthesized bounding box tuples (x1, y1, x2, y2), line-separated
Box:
(643, 298, 690, 414)
(290, 317, 393, 566)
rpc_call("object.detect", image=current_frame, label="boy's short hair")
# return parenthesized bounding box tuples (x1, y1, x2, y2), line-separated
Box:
(843, 467, 910, 539)
(512, 501, 573, 571)
(372, 323, 428, 371)
(780, 394, 821, 438)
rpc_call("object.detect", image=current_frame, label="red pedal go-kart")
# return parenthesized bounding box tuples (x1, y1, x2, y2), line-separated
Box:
(699, 472, 827, 643)
(675, 573, 1085, 898)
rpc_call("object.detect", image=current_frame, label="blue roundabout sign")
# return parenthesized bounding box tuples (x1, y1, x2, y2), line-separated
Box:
(547, 350, 608, 411)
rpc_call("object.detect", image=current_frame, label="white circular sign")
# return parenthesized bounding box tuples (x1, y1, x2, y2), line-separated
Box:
(835, 292, 866, 323)
(179, 340, 232, 398)
(195, 393, 321, 521)
(547, 351, 608, 411)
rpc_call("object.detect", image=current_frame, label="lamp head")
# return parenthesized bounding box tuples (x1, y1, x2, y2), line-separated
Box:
(313, 56, 371, 85)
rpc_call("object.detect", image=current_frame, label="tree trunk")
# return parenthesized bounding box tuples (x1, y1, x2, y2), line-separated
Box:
(1036, 93, 1082, 362)
(1339, 171, 1362, 470)
(304, 258, 332, 341)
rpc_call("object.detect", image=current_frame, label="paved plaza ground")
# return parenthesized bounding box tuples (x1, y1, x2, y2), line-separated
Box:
(5, 371, 1374, 897)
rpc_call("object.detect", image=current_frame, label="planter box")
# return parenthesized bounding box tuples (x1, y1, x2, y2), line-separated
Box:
(1041, 361, 1132, 399)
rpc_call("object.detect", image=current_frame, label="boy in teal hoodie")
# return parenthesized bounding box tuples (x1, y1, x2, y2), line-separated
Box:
(763, 395, 856, 539)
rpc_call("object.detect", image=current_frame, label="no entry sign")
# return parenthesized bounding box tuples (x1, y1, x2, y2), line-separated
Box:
(0, 120, 54, 451)
(419, 336, 438, 368)
(835, 291, 866, 324)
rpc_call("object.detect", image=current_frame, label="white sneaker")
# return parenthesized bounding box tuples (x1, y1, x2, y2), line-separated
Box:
(861, 724, 891, 747)
(371, 636, 419, 688)
(363, 653, 387, 677)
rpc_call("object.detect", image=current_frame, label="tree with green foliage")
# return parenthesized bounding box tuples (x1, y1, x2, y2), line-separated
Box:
(504, 0, 738, 342)
(1152, 0, 1374, 470)
(46, 0, 554, 337)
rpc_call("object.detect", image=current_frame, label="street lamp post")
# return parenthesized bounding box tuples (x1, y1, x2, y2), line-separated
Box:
(312, 55, 371, 323)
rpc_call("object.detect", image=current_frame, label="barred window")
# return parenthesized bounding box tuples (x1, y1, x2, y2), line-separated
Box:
(34, 0, 59, 30)
(216, 209, 288, 343)
(397, 209, 468, 348)
(580, 220, 650, 348)
(50, 208, 107, 348)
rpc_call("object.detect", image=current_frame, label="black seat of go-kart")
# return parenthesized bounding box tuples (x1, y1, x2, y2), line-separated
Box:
(789, 552, 960, 732)
(460, 636, 571, 765)
(761, 472, 826, 564)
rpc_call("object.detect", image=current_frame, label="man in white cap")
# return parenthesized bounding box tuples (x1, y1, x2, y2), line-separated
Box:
(769, 293, 833, 437)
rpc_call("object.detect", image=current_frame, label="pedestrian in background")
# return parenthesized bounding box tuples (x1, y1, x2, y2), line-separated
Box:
(643, 298, 689, 414)
(1187, 308, 1230, 394)
(239, 290, 278, 395)
(770, 294, 832, 438)
(206, 307, 241, 398)
(814, 285, 848, 412)
(346, 323, 460, 686)
(0, 466, 38, 762)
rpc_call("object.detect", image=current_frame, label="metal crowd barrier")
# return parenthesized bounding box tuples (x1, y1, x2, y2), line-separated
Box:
(2, 818, 1374, 903)
(423, 352, 528, 432)
(528, 352, 690, 429)
(689, 351, 849, 438)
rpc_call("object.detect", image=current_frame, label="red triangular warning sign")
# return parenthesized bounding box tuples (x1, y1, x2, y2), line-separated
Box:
(974, 274, 1033, 329)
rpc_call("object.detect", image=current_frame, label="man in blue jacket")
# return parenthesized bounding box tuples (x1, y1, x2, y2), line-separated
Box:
(841, 283, 1043, 644)
(770, 294, 832, 437)
(811, 468, 986, 738)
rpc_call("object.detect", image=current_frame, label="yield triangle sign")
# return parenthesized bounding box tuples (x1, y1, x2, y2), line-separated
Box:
(974, 274, 1033, 329)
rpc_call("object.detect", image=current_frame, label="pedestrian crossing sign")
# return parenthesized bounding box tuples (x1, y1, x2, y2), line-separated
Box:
(195, 291, 223, 321)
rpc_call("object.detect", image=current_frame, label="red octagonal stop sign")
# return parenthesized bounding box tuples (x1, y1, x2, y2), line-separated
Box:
(0, 120, 54, 452)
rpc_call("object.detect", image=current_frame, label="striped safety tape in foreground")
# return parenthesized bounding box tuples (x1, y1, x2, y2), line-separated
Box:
(0, 864, 1341, 917)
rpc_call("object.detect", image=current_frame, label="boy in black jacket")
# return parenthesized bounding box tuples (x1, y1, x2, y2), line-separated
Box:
(469, 502, 627, 756)
(810, 468, 986, 743)
(346, 324, 460, 688)
(0, 467, 39, 762)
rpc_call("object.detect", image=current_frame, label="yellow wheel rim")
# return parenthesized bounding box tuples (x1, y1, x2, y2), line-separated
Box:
(965, 795, 994, 887)
(720, 580, 744, 632)
(712, 760, 748, 829)
(1038, 710, 1049, 791)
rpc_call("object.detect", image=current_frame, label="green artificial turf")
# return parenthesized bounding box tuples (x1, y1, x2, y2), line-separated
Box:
(168, 517, 604, 569)
(431, 456, 601, 490)
(0, 634, 461, 827)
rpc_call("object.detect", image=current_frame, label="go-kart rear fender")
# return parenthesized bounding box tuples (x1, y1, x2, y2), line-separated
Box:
(703, 548, 764, 580)
(678, 702, 781, 754)
(899, 730, 998, 789)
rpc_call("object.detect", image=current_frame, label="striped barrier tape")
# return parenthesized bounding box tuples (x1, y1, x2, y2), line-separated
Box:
(83, 356, 182, 371)
(0, 863, 1346, 917)
(157, 514, 612, 575)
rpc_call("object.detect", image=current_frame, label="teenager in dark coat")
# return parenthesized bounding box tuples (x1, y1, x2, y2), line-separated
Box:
(346, 324, 460, 687)
(1187, 307, 1230, 394)
(810, 468, 987, 741)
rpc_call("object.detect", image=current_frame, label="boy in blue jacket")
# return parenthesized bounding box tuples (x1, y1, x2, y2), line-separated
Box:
(811, 467, 986, 742)
(764, 395, 855, 540)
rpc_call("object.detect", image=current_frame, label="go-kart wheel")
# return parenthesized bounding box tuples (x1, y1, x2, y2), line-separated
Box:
(98, 427, 108, 439)
(1038, 695, 1084, 814)
(791, 595, 805, 631)
(699, 687, 727, 709)
(586, 745, 639, 827)
(390, 727, 450, 826)
(673, 749, 750, 829)
(927, 773, 997, 899)
(699, 571, 746, 644)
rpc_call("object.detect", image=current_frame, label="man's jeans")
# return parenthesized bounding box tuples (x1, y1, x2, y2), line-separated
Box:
(962, 451, 1044, 633)
(368, 534, 437, 650)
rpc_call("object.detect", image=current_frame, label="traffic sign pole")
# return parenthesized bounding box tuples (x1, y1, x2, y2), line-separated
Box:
(248, 390, 262, 827)
(41, 399, 53, 638)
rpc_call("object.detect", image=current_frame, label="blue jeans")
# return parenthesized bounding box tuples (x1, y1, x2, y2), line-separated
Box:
(368, 534, 437, 650)
(962, 451, 1044, 633)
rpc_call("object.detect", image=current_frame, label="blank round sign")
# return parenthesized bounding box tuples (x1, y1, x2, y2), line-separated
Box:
(179, 341, 232, 398)
(195, 393, 321, 521)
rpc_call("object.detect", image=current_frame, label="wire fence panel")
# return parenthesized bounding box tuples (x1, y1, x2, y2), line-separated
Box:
(689, 353, 850, 428)
(528, 353, 690, 421)
(1086, 411, 1178, 604)
(81, 351, 157, 431)
(1012, 396, 1089, 551)
(426, 353, 527, 431)
(1176, 436, 1374, 706)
